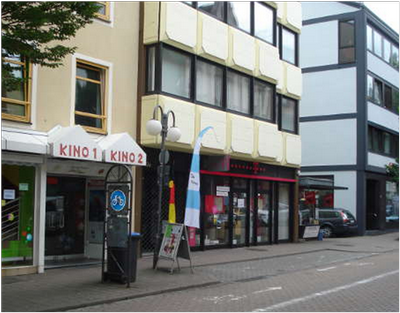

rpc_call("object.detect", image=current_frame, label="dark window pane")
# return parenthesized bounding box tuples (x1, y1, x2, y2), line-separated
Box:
(367, 75, 374, 100)
(367, 25, 373, 51)
(339, 20, 354, 48)
(372, 128, 380, 152)
(339, 47, 355, 63)
(198, 2, 225, 20)
(281, 97, 296, 132)
(383, 38, 391, 63)
(383, 132, 391, 154)
(384, 85, 392, 110)
(254, 80, 274, 120)
(196, 60, 223, 107)
(76, 66, 100, 81)
(227, 71, 250, 114)
(96, 3, 106, 15)
(2, 102, 25, 116)
(2, 62, 25, 101)
(392, 89, 399, 113)
(161, 47, 191, 98)
(227, 2, 251, 33)
(390, 45, 399, 69)
(368, 127, 373, 151)
(75, 79, 102, 114)
(374, 30, 382, 57)
(75, 115, 102, 129)
(254, 3, 274, 44)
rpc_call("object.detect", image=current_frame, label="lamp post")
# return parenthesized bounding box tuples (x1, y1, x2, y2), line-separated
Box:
(146, 105, 181, 269)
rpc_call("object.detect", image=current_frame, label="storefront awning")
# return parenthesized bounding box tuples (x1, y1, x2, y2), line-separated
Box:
(299, 177, 348, 190)
(1, 128, 47, 155)
(97, 132, 147, 166)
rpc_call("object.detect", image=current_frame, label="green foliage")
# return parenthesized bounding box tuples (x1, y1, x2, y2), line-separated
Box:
(386, 158, 399, 188)
(2, 2, 99, 91)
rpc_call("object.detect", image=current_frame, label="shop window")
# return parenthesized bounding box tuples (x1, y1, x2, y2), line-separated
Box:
(254, 79, 274, 122)
(75, 60, 107, 134)
(95, 2, 110, 22)
(161, 46, 192, 99)
(2, 165, 35, 267)
(203, 176, 230, 246)
(256, 180, 271, 243)
(198, 2, 225, 21)
(339, 20, 355, 63)
(227, 70, 250, 114)
(1, 54, 31, 122)
(254, 2, 274, 44)
(280, 96, 298, 134)
(278, 183, 290, 241)
(227, 2, 251, 33)
(196, 59, 223, 107)
(386, 181, 399, 224)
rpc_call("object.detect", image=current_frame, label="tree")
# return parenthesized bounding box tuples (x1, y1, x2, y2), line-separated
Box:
(386, 158, 399, 189)
(2, 2, 99, 91)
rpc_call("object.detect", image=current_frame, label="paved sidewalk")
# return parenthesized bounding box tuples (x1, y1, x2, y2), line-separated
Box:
(2, 232, 398, 312)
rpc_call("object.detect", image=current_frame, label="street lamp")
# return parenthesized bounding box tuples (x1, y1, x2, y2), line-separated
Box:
(146, 105, 181, 269)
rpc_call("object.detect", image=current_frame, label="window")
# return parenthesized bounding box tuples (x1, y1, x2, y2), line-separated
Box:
(146, 46, 156, 93)
(391, 46, 399, 69)
(339, 20, 355, 63)
(198, 2, 225, 20)
(75, 61, 107, 133)
(280, 96, 297, 133)
(383, 38, 391, 63)
(392, 89, 399, 113)
(373, 79, 383, 105)
(373, 31, 382, 57)
(367, 25, 373, 51)
(196, 59, 223, 107)
(368, 126, 399, 157)
(367, 75, 374, 99)
(254, 80, 274, 121)
(227, 70, 250, 114)
(161, 47, 192, 99)
(227, 2, 251, 33)
(95, 2, 110, 21)
(254, 2, 274, 44)
(281, 27, 296, 65)
(1, 54, 31, 122)
(384, 85, 392, 110)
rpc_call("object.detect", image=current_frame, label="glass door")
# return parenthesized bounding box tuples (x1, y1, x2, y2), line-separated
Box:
(256, 181, 272, 244)
(278, 183, 291, 241)
(232, 178, 248, 246)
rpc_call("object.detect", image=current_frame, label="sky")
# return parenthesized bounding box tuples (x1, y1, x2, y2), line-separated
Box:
(364, 2, 399, 34)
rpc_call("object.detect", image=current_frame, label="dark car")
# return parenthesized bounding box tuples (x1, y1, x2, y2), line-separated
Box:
(318, 208, 358, 238)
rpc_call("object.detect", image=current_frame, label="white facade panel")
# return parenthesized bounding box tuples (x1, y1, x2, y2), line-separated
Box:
(286, 2, 302, 30)
(286, 63, 302, 98)
(231, 115, 254, 155)
(300, 68, 357, 117)
(368, 152, 396, 169)
(200, 13, 229, 62)
(300, 21, 338, 68)
(368, 102, 400, 133)
(257, 41, 280, 82)
(300, 119, 357, 166)
(302, 2, 359, 21)
(231, 29, 255, 72)
(285, 134, 301, 166)
(199, 107, 226, 151)
(257, 122, 280, 160)
(367, 52, 399, 88)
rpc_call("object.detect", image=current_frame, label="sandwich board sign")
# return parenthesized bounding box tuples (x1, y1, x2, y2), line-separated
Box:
(156, 222, 194, 274)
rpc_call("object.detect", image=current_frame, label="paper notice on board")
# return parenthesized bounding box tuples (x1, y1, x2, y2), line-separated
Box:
(238, 198, 245, 208)
(216, 191, 229, 197)
(4, 189, 15, 200)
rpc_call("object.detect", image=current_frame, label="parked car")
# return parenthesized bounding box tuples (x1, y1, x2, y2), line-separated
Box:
(317, 208, 358, 238)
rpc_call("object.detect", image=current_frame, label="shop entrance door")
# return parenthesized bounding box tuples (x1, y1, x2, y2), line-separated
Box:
(45, 176, 86, 257)
(86, 181, 105, 259)
(231, 178, 248, 246)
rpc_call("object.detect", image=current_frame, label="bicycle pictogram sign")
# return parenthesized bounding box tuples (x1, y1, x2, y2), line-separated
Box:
(110, 189, 126, 212)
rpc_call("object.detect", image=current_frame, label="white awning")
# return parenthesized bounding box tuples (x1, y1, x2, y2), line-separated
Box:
(97, 132, 147, 166)
(1, 128, 47, 155)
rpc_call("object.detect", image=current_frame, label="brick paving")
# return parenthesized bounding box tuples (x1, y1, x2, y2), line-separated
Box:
(2, 232, 398, 312)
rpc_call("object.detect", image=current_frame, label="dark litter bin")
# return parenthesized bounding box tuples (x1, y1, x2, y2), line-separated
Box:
(105, 232, 141, 284)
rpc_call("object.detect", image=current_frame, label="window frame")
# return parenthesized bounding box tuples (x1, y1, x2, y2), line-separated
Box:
(1, 55, 32, 123)
(278, 25, 298, 66)
(367, 72, 399, 115)
(253, 2, 276, 46)
(95, 2, 111, 22)
(278, 95, 298, 134)
(74, 59, 108, 134)
(338, 19, 356, 64)
(227, 2, 252, 35)
(253, 78, 276, 123)
(226, 68, 252, 116)
(368, 125, 399, 158)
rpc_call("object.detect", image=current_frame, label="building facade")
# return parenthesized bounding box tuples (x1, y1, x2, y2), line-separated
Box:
(2, 3, 146, 275)
(138, 2, 303, 252)
(299, 2, 399, 234)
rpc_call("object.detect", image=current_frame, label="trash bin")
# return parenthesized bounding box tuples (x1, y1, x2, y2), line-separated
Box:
(106, 232, 141, 283)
